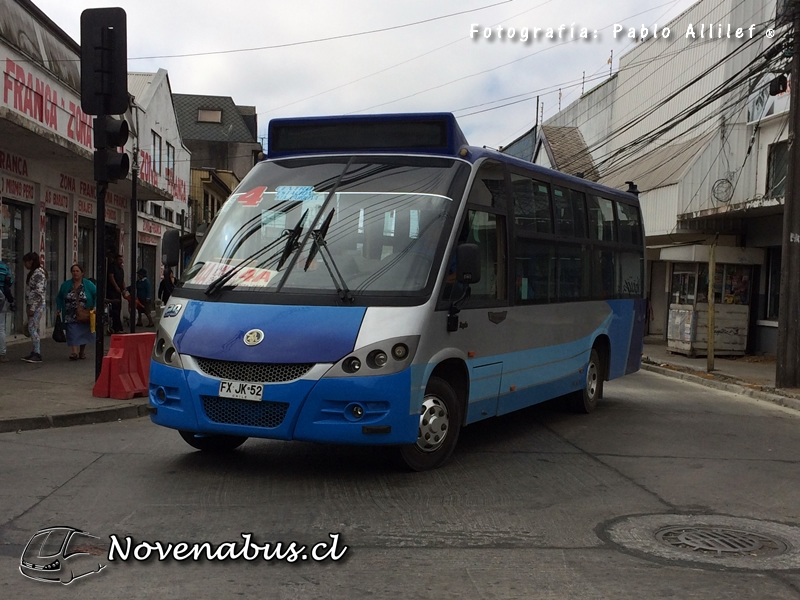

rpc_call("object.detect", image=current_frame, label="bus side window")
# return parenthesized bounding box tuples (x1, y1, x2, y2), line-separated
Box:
(616, 202, 642, 246)
(442, 210, 506, 304)
(467, 160, 509, 209)
(588, 195, 616, 242)
(511, 174, 552, 234)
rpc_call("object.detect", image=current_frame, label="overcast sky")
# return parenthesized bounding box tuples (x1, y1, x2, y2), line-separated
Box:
(31, 0, 699, 149)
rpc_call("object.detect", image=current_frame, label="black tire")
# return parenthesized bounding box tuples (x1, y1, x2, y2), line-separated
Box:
(179, 430, 248, 452)
(569, 348, 604, 414)
(398, 376, 463, 471)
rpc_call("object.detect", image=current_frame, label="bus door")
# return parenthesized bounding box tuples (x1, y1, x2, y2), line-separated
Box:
(445, 204, 509, 424)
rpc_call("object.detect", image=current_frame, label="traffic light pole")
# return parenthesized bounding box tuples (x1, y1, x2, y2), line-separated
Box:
(776, 14, 800, 388)
(95, 180, 108, 381)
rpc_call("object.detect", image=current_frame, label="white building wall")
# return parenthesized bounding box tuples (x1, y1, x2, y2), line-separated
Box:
(639, 185, 680, 236)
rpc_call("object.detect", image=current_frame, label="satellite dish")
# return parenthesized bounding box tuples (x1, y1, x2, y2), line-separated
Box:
(712, 179, 733, 203)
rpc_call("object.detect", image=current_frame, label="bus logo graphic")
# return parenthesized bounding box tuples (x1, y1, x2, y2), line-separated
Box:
(243, 329, 265, 346)
(19, 526, 106, 584)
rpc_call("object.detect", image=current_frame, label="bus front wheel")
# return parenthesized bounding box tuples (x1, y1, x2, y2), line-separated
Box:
(398, 376, 463, 471)
(570, 348, 603, 414)
(179, 431, 248, 452)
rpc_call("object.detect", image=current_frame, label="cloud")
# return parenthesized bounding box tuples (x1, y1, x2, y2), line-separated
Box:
(35, 0, 699, 147)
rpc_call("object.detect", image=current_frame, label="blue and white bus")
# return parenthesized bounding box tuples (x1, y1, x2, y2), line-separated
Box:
(151, 113, 646, 470)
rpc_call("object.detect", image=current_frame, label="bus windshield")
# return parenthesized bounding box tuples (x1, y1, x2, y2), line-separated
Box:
(183, 156, 467, 298)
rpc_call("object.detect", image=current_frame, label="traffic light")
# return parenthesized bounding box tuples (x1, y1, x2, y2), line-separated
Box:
(93, 115, 129, 182)
(81, 8, 128, 116)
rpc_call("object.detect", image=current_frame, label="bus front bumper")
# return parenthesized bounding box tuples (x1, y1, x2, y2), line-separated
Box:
(148, 361, 419, 445)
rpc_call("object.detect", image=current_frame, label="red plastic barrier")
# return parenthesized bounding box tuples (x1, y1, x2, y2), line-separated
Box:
(92, 333, 157, 399)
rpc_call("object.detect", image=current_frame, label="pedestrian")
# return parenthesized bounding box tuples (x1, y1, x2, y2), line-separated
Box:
(135, 268, 155, 327)
(56, 264, 96, 360)
(158, 267, 175, 304)
(21, 252, 47, 363)
(106, 253, 128, 334)
(0, 258, 16, 363)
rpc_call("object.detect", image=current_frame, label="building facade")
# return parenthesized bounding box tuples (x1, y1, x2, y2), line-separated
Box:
(0, 0, 188, 340)
(503, 0, 786, 355)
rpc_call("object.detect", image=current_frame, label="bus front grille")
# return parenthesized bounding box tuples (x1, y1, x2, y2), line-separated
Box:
(201, 396, 290, 429)
(195, 358, 314, 383)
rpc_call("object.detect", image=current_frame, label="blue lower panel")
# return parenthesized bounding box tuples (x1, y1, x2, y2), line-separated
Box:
(497, 372, 579, 416)
(293, 369, 419, 445)
(148, 361, 418, 445)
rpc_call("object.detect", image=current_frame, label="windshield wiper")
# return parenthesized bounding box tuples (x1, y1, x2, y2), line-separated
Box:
(276, 210, 308, 271)
(304, 209, 353, 303)
(204, 231, 289, 297)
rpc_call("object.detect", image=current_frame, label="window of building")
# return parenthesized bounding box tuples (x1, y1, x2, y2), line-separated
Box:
(152, 131, 162, 174)
(671, 263, 697, 305)
(151, 204, 162, 219)
(165, 209, 174, 223)
(166, 142, 175, 181)
(767, 141, 788, 199)
(197, 109, 222, 123)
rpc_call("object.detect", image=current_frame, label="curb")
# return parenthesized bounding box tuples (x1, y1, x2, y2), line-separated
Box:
(0, 403, 151, 434)
(640, 362, 800, 413)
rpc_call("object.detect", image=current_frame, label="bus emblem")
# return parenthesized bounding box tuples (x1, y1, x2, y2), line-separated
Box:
(243, 329, 265, 346)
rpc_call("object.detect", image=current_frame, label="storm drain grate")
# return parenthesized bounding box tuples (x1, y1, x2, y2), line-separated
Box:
(655, 526, 788, 558)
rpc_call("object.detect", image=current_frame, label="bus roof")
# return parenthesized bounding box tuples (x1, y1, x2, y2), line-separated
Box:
(266, 112, 638, 202)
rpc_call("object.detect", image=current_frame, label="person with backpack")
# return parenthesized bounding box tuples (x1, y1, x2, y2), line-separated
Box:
(0, 258, 16, 362)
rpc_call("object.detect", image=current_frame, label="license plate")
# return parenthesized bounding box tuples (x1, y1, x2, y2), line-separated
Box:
(218, 380, 263, 401)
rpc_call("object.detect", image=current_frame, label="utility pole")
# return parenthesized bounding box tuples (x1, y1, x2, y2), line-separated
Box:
(707, 234, 718, 373)
(777, 13, 800, 388)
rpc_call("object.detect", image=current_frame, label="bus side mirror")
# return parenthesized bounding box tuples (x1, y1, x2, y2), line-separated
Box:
(162, 229, 180, 267)
(456, 243, 481, 285)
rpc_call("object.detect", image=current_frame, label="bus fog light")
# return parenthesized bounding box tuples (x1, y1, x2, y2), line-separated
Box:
(343, 356, 361, 373)
(352, 405, 364, 418)
(155, 387, 167, 403)
(391, 343, 409, 360)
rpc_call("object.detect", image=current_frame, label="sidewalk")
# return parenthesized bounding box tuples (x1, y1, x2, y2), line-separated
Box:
(2, 333, 799, 435)
(0, 333, 150, 434)
(641, 336, 800, 412)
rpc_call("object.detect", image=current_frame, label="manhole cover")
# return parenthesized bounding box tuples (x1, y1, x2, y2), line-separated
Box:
(655, 526, 788, 558)
(602, 514, 800, 570)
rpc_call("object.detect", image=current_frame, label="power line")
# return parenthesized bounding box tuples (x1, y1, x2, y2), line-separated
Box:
(130, 0, 514, 60)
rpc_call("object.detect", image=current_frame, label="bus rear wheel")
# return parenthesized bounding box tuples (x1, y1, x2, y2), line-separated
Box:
(398, 376, 463, 471)
(570, 348, 603, 414)
(179, 431, 248, 452)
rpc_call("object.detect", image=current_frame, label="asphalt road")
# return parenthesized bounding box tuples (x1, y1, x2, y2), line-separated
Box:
(1, 370, 799, 599)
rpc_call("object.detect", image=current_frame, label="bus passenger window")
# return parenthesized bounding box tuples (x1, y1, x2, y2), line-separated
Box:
(511, 174, 552, 234)
(515, 240, 555, 303)
(557, 245, 586, 301)
(592, 249, 617, 299)
(553, 186, 587, 238)
(588, 196, 616, 241)
(616, 202, 642, 245)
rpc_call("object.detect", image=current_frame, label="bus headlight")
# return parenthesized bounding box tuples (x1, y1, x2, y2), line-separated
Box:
(391, 343, 408, 360)
(324, 336, 420, 378)
(342, 356, 362, 373)
(368, 350, 389, 369)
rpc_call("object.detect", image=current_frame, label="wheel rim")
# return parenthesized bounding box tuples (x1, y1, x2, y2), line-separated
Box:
(586, 360, 599, 399)
(415, 395, 449, 452)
